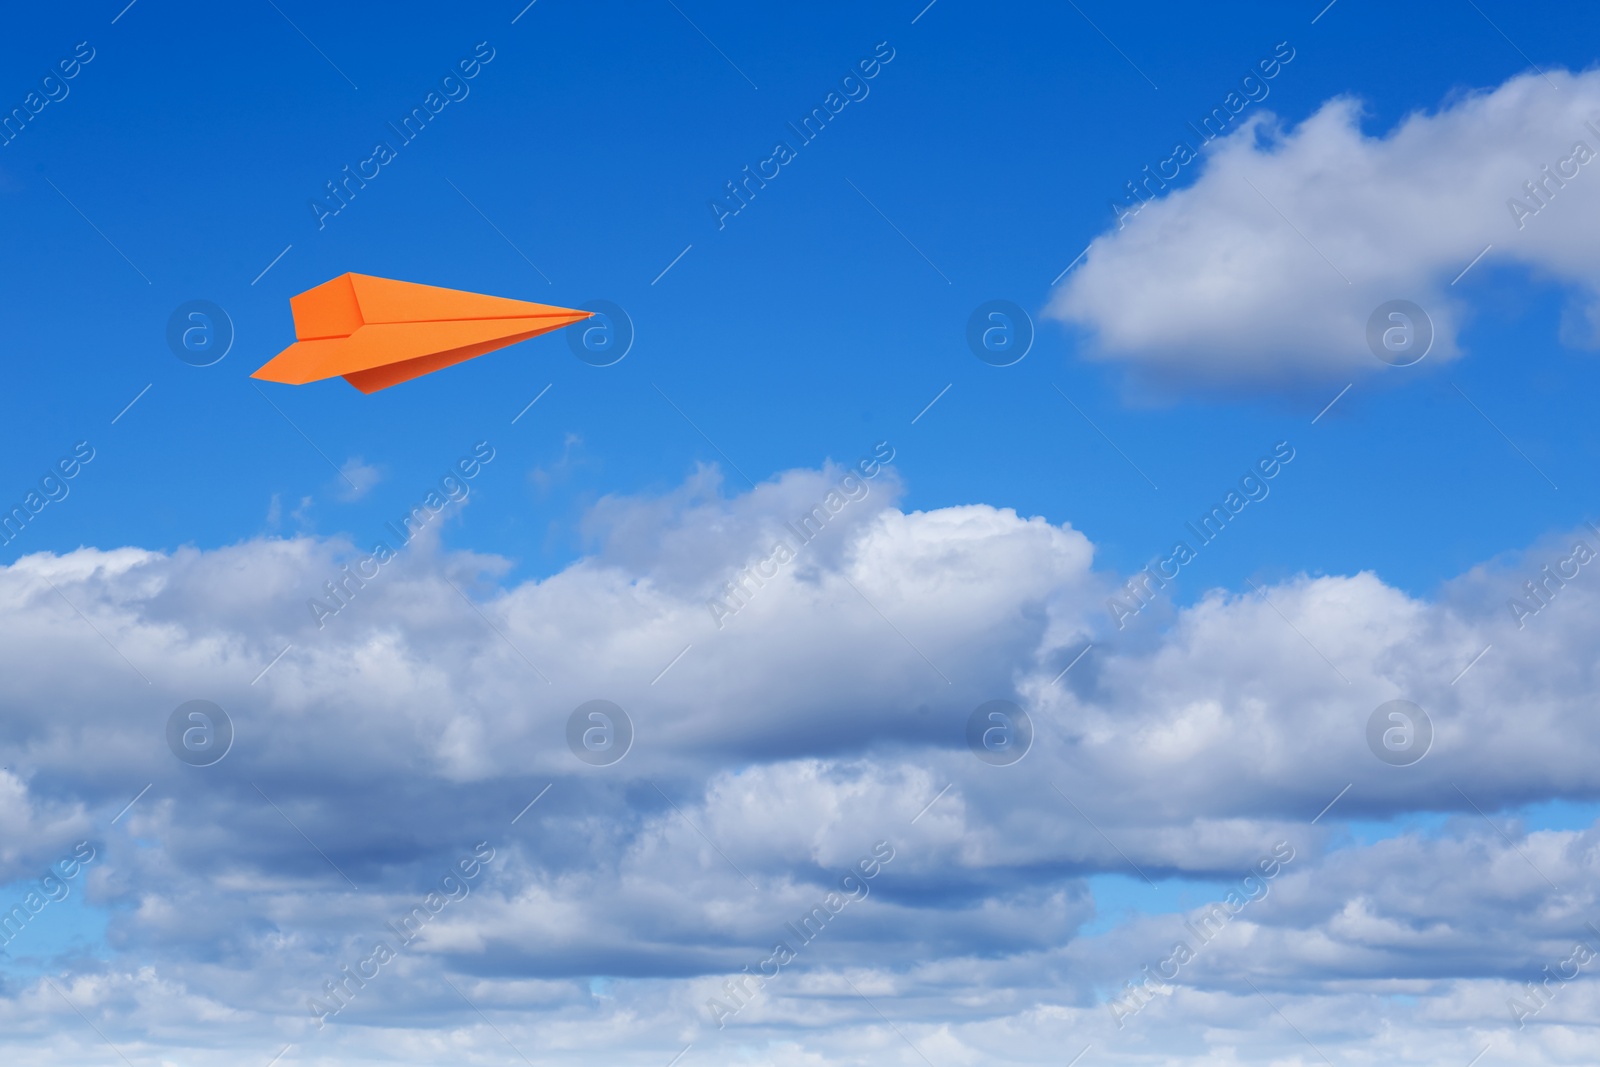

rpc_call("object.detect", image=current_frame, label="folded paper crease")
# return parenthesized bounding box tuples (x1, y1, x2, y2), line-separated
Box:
(251, 273, 592, 393)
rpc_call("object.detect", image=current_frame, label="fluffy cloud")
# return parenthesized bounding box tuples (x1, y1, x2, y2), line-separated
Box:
(335, 456, 383, 501)
(1, 467, 1599, 1064)
(1049, 68, 1600, 390)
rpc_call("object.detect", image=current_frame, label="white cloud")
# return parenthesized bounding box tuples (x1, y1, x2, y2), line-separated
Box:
(336, 456, 383, 501)
(1049, 68, 1600, 391)
(0, 467, 1598, 1062)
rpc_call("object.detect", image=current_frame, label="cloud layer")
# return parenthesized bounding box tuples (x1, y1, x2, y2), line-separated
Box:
(1, 466, 1598, 1065)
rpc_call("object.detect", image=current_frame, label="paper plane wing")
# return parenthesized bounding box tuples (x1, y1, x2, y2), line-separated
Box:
(251, 273, 592, 393)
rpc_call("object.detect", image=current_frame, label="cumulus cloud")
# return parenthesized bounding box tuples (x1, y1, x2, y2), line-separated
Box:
(2, 466, 1599, 1063)
(1049, 68, 1600, 390)
(336, 456, 383, 501)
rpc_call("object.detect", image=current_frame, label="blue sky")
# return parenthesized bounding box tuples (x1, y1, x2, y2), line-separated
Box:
(5, 2, 1600, 1065)
(4, 0, 1596, 594)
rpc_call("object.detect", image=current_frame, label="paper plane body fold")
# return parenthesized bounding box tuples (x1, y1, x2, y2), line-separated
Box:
(251, 273, 593, 393)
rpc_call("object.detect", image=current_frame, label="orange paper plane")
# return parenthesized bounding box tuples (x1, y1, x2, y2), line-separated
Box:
(252, 273, 593, 393)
